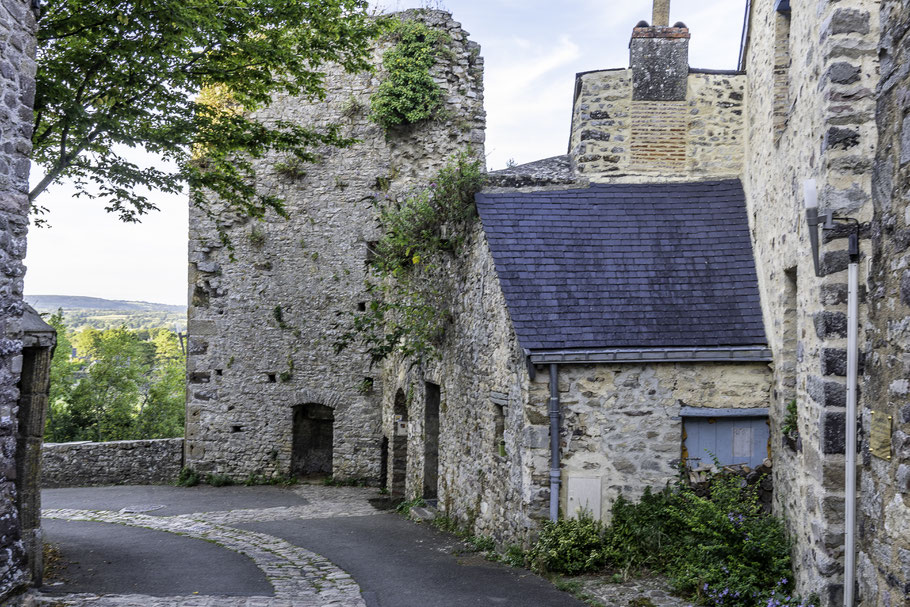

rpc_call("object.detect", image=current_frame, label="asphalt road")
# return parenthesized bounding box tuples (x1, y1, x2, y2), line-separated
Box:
(41, 485, 585, 607)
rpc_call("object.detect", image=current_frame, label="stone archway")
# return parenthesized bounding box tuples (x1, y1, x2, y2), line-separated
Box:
(291, 403, 334, 478)
(390, 389, 408, 498)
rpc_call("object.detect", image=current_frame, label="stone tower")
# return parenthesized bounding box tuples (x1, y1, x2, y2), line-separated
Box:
(185, 10, 485, 482)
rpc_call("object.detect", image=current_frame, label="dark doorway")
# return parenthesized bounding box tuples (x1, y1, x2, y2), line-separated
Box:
(379, 436, 389, 489)
(423, 383, 440, 501)
(291, 403, 334, 477)
(391, 389, 408, 498)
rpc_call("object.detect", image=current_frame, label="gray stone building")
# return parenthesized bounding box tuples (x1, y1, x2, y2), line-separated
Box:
(185, 9, 485, 482)
(188, 2, 910, 605)
(0, 0, 54, 603)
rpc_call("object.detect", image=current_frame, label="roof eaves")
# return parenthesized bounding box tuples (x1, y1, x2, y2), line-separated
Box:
(528, 345, 772, 365)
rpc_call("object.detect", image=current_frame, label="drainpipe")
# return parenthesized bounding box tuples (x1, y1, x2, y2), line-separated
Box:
(844, 231, 859, 607)
(548, 364, 561, 522)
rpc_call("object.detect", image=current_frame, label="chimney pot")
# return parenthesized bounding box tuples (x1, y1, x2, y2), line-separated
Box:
(652, 0, 670, 27)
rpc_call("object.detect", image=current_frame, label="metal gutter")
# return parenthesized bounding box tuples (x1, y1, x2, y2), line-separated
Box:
(548, 364, 561, 522)
(738, 0, 752, 72)
(528, 346, 772, 365)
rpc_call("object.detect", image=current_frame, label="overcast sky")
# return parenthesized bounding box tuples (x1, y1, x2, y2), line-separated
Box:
(24, 0, 746, 306)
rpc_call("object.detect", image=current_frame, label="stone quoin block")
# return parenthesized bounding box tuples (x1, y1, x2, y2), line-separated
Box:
(807, 375, 848, 408)
(827, 62, 861, 85)
(828, 9, 870, 35)
(822, 410, 847, 454)
(814, 311, 848, 338)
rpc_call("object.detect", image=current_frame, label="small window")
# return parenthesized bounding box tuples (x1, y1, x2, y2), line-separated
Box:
(682, 407, 770, 468)
(493, 404, 506, 456)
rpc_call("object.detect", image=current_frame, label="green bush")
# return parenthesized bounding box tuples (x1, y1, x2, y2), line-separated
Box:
(205, 473, 234, 487)
(176, 467, 200, 487)
(333, 151, 485, 365)
(527, 474, 810, 607)
(528, 511, 607, 575)
(370, 19, 450, 130)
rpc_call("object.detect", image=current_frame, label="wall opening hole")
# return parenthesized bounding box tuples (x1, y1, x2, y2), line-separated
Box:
(493, 403, 506, 456)
(267, 373, 277, 383)
(215, 369, 223, 376)
(357, 301, 366, 312)
(292, 403, 334, 478)
(231, 425, 243, 433)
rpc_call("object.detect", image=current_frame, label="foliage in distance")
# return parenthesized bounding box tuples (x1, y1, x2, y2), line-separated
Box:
(528, 475, 814, 607)
(370, 18, 450, 130)
(46, 311, 186, 443)
(32, 0, 375, 224)
(334, 151, 485, 364)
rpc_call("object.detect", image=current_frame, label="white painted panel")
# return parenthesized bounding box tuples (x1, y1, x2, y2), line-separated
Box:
(567, 476, 602, 520)
(732, 426, 753, 459)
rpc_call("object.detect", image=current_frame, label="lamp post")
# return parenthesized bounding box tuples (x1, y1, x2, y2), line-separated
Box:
(804, 180, 859, 607)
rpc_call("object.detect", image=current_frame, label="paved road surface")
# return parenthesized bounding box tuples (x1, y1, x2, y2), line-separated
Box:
(34, 484, 584, 607)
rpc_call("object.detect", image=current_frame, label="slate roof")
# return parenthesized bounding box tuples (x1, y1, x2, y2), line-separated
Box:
(474, 179, 768, 352)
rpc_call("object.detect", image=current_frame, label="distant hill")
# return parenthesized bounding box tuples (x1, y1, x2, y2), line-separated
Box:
(26, 295, 186, 332)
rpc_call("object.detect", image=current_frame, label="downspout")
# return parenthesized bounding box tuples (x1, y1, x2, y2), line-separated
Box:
(844, 231, 859, 607)
(548, 363, 561, 522)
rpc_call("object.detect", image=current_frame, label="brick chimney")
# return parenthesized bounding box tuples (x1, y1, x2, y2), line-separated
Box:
(630, 0, 690, 101)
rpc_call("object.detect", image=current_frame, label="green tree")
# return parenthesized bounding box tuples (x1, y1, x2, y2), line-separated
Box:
(134, 329, 186, 439)
(31, 0, 375, 225)
(66, 327, 152, 441)
(45, 310, 80, 442)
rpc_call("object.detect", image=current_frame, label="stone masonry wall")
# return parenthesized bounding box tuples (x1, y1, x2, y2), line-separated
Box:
(41, 439, 184, 488)
(0, 0, 36, 601)
(569, 70, 745, 181)
(379, 222, 540, 546)
(379, 206, 773, 546)
(530, 362, 772, 521)
(186, 10, 484, 482)
(742, 0, 879, 604)
(858, 1, 910, 604)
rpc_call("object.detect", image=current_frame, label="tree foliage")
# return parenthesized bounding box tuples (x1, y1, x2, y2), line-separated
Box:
(32, 0, 375, 223)
(45, 317, 186, 443)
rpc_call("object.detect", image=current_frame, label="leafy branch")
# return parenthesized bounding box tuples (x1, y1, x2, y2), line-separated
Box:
(31, 0, 377, 223)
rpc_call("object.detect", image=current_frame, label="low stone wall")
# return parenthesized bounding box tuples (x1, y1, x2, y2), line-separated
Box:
(41, 439, 184, 488)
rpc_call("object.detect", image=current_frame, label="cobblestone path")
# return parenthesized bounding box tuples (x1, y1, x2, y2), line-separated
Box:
(32, 486, 380, 607)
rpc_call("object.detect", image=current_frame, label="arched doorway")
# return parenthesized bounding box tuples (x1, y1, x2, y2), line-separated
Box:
(390, 389, 408, 498)
(291, 403, 334, 478)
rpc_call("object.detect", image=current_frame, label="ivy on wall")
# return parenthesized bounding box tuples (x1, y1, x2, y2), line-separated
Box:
(370, 18, 451, 130)
(335, 151, 485, 364)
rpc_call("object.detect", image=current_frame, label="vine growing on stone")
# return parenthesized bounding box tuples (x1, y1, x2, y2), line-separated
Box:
(334, 150, 485, 365)
(370, 18, 451, 130)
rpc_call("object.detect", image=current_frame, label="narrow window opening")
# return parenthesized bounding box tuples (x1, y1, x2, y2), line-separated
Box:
(772, 10, 792, 143)
(231, 425, 243, 433)
(357, 301, 367, 312)
(493, 403, 506, 457)
(267, 373, 277, 383)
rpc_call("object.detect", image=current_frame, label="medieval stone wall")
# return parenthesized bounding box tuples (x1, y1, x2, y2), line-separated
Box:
(569, 70, 745, 181)
(536, 362, 772, 521)
(742, 0, 880, 604)
(41, 439, 184, 488)
(0, 0, 36, 601)
(185, 10, 485, 482)
(379, 223, 542, 545)
(858, 0, 910, 603)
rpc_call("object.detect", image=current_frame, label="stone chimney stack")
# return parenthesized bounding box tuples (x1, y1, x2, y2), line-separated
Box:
(652, 0, 670, 27)
(630, 0, 690, 101)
